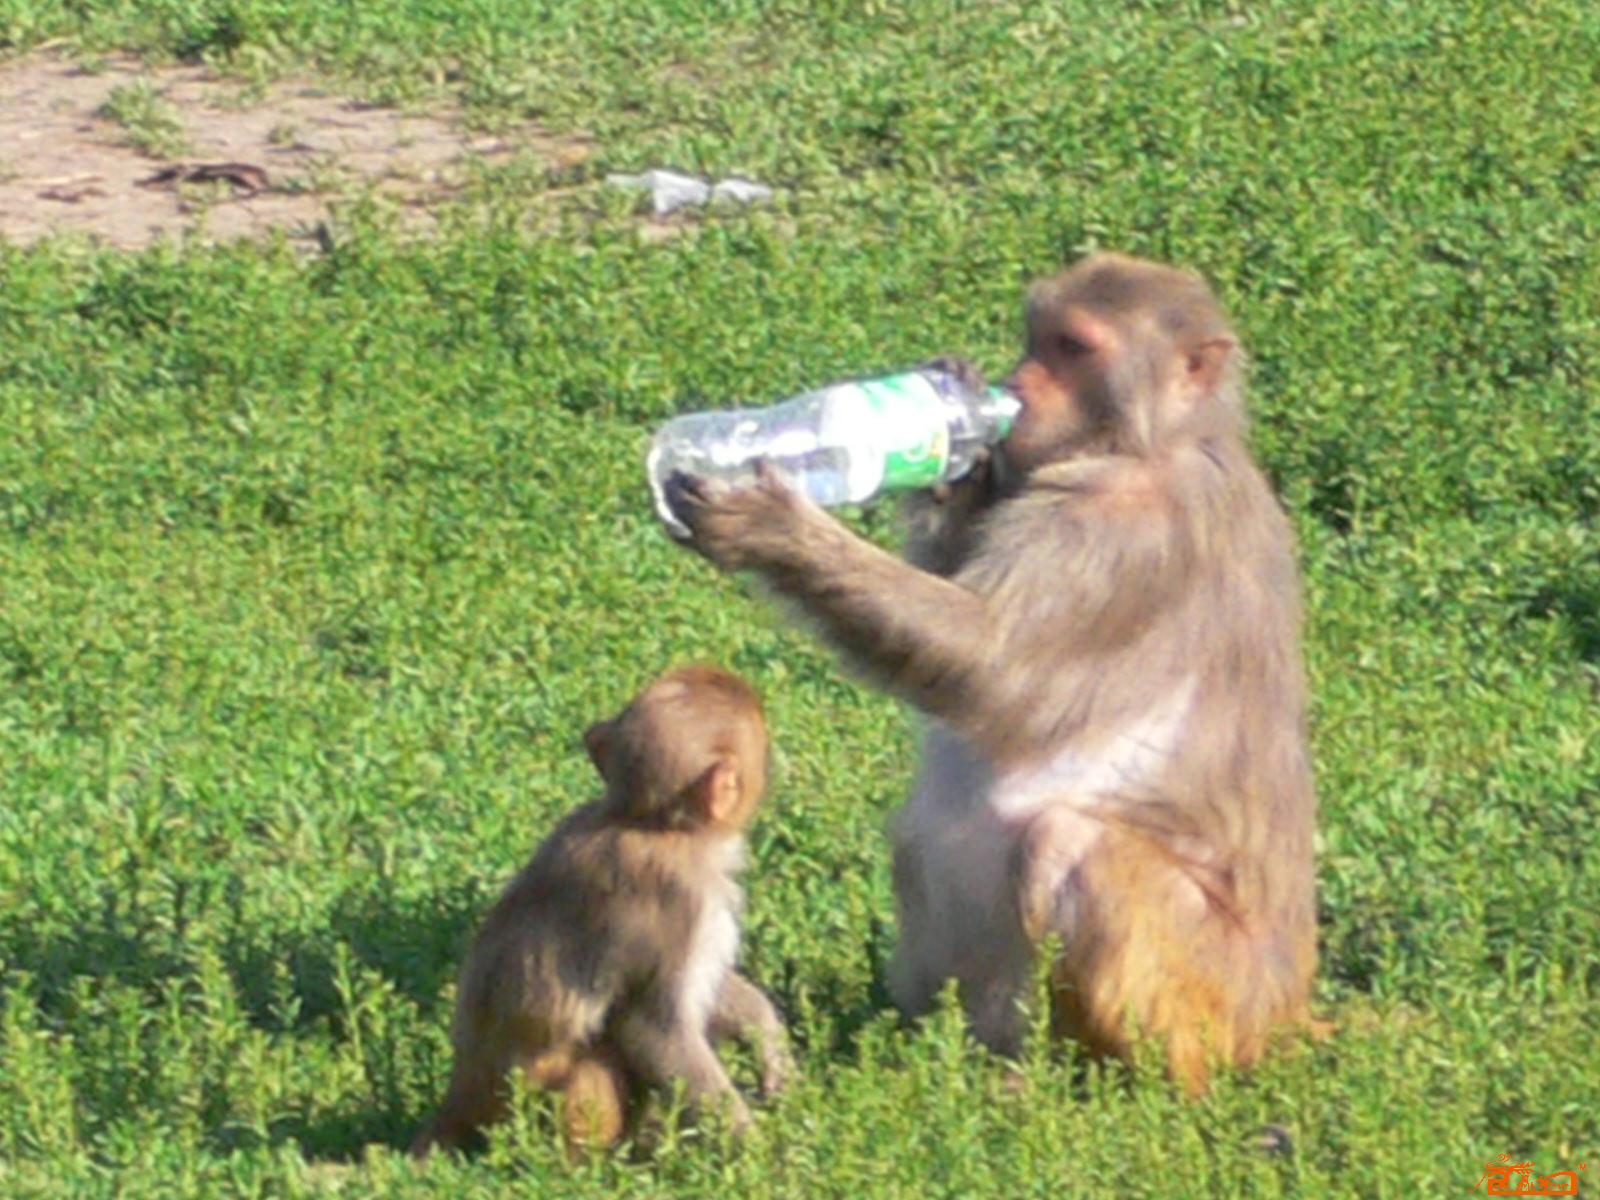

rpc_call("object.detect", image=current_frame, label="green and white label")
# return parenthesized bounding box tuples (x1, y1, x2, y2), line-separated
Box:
(855, 373, 950, 491)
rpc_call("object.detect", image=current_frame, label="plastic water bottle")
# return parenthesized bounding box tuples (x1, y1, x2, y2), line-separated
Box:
(647, 368, 1021, 538)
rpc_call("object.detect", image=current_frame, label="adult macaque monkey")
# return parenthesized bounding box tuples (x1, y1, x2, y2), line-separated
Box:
(411, 665, 793, 1159)
(662, 252, 1318, 1094)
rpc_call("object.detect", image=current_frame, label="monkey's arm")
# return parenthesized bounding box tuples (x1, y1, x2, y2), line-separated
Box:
(899, 355, 1003, 577)
(611, 995, 753, 1133)
(666, 465, 993, 704)
(709, 972, 793, 1097)
(664, 461, 1185, 751)
(900, 448, 999, 577)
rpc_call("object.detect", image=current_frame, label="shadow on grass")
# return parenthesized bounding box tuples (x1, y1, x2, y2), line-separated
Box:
(1519, 578, 1600, 664)
(219, 878, 486, 1033)
(217, 880, 489, 1161)
(1, 875, 491, 1161)
(4, 876, 485, 1022)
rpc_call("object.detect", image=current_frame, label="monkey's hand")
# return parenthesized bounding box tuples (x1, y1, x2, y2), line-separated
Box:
(922, 353, 988, 396)
(901, 356, 999, 573)
(757, 1032, 796, 1099)
(662, 460, 811, 572)
(919, 354, 1001, 506)
(710, 972, 795, 1102)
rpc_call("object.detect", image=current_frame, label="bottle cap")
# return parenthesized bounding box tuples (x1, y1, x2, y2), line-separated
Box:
(985, 386, 1022, 438)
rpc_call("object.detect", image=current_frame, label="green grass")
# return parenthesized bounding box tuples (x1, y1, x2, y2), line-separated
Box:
(96, 79, 189, 159)
(2, 1, 1599, 1196)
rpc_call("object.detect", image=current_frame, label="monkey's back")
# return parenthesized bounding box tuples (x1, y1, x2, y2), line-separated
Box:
(1176, 448, 1316, 866)
(451, 804, 710, 1057)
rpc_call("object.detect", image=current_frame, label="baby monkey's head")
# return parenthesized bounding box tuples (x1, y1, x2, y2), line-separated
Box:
(583, 664, 768, 833)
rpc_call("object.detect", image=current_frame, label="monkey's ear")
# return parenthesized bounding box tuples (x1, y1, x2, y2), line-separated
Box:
(582, 720, 614, 780)
(1184, 338, 1235, 397)
(687, 760, 742, 826)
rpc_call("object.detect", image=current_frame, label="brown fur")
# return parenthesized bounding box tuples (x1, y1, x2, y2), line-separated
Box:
(664, 252, 1318, 1093)
(410, 666, 793, 1160)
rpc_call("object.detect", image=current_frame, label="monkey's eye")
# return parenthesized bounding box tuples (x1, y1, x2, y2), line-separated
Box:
(1055, 333, 1091, 359)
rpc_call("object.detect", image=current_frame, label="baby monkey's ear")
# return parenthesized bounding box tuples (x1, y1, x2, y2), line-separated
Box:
(582, 720, 614, 781)
(684, 759, 742, 826)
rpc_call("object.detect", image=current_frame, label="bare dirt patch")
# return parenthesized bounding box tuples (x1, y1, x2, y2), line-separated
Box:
(0, 50, 592, 250)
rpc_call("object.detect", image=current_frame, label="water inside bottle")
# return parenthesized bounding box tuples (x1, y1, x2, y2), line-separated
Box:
(648, 427, 855, 536)
(646, 370, 1018, 537)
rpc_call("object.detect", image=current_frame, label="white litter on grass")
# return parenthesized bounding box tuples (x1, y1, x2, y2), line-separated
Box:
(606, 168, 773, 215)
(710, 178, 773, 204)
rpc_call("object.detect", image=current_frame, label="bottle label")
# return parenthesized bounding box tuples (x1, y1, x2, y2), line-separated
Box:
(856, 373, 950, 491)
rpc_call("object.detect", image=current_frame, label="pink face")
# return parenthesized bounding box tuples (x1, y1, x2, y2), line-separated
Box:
(1002, 304, 1120, 472)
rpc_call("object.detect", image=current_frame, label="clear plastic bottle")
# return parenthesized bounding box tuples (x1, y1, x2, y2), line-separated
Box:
(647, 368, 1021, 537)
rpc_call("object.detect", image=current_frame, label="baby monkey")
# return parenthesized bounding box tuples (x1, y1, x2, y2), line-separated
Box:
(411, 665, 792, 1158)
